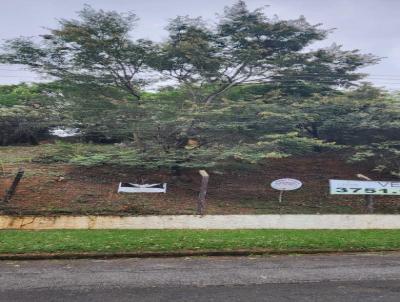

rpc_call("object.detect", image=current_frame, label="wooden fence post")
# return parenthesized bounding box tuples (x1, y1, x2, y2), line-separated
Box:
(197, 170, 209, 215)
(356, 173, 374, 213)
(3, 167, 24, 203)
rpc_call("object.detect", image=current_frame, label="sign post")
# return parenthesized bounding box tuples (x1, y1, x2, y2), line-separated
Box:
(278, 190, 284, 203)
(356, 174, 374, 213)
(271, 178, 302, 203)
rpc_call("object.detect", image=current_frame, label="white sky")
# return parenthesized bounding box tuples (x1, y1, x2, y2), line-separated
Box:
(1, 0, 400, 90)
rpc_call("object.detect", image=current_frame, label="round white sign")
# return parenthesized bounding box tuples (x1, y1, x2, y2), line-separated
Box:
(271, 178, 302, 191)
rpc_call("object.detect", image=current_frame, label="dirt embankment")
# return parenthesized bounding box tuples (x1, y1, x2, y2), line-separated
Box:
(1, 153, 399, 215)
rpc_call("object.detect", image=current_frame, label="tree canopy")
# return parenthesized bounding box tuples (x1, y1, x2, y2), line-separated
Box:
(1, 6, 154, 101)
(0, 1, 398, 177)
(1, 1, 379, 101)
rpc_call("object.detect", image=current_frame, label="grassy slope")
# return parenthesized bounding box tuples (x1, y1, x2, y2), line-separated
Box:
(1, 229, 400, 254)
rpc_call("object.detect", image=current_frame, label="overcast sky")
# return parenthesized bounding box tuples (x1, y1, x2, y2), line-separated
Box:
(1, 0, 400, 90)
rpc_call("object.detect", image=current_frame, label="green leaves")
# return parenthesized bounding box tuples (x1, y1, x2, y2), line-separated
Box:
(0, 1, 397, 175)
(1, 6, 151, 101)
(1, 1, 379, 103)
(155, 1, 378, 103)
(351, 141, 400, 177)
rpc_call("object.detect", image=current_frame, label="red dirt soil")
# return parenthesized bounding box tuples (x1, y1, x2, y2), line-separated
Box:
(1, 153, 399, 215)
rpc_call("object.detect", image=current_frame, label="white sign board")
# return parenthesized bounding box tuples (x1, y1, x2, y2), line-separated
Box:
(271, 178, 302, 191)
(118, 183, 167, 193)
(330, 179, 400, 195)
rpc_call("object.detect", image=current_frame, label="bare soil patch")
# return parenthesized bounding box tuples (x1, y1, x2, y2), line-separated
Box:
(1, 150, 399, 215)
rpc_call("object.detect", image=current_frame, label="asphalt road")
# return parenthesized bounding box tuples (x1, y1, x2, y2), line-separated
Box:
(1, 252, 400, 301)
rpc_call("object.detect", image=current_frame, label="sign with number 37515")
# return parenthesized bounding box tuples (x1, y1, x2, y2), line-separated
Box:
(330, 180, 400, 195)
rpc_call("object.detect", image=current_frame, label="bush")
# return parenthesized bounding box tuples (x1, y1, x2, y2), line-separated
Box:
(0, 105, 50, 145)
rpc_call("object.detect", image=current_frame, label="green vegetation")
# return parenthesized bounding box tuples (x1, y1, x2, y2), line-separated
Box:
(0, 84, 41, 107)
(1, 229, 400, 254)
(0, 1, 398, 176)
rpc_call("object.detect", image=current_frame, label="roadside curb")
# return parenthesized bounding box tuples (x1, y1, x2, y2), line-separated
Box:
(1, 248, 399, 261)
(3, 215, 400, 230)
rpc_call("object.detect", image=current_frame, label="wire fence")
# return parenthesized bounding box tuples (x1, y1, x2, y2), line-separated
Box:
(1, 152, 399, 216)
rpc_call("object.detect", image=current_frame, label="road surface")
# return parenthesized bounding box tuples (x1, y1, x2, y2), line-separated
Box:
(1, 252, 400, 301)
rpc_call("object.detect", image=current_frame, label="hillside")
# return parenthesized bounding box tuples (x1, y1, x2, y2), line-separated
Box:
(1, 146, 398, 215)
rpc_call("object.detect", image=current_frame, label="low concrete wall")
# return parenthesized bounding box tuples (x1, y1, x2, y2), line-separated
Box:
(1, 215, 400, 230)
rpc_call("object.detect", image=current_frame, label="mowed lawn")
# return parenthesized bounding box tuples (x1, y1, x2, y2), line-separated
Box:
(1, 229, 400, 254)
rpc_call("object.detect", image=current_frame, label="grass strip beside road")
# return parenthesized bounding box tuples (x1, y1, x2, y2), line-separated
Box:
(1, 229, 400, 255)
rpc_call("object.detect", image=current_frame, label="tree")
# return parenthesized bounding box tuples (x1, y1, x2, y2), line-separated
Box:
(2, 2, 397, 177)
(346, 88, 400, 177)
(0, 6, 153, 101)
(153, 0, 379, 103)
(291, 84, 395, 143)
(0, 82, 64, 145)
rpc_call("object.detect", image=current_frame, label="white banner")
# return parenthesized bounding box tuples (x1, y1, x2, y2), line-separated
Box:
(330, 179, 400, 195)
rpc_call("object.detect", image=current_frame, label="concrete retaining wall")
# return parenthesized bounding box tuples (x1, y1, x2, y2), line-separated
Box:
(1, 215, 400, 230)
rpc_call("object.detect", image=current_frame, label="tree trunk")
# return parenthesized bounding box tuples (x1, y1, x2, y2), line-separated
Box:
(133, 127, 144, 151)
(310, 123, 319, 139)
